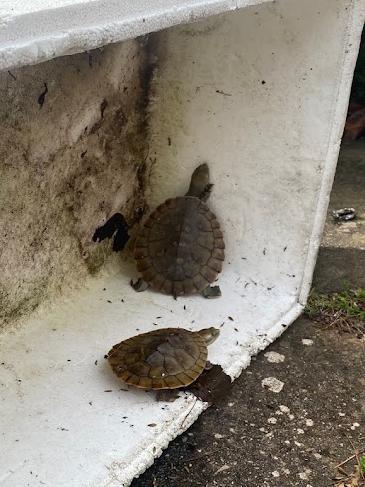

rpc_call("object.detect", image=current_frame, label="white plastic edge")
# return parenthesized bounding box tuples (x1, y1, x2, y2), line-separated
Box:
(298, 0, 365, 305)
(0, 0, 273, 72)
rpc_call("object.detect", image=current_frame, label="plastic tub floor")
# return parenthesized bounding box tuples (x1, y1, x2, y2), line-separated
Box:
(0, 258, 302, 487)
(1, 0, 365, 485)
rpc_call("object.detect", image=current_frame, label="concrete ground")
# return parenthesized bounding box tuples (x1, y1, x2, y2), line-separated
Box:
(313, 140, 365, 292)
(132, 318, 365, 487)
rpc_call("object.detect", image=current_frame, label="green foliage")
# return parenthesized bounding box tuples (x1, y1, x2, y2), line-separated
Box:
(305, 287, 365, 321)
(359, 454, 365, 475)
(351, 30, 365, 104)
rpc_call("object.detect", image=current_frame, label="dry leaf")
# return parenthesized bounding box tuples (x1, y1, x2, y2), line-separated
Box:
(214, 464, 230, 475)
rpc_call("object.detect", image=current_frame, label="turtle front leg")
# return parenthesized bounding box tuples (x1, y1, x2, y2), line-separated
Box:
(201, 285, 221, 299)
(131, 278, 149, 292)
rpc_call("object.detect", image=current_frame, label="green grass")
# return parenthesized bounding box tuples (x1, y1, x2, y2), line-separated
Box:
(351, 30, 365, 104)
(304, 287, 365, 336)
(359, 455, 365, 476)
(305, 287, 365, 320)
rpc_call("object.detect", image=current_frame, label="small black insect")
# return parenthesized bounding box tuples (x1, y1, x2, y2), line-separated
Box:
(38, 83, 48, 108)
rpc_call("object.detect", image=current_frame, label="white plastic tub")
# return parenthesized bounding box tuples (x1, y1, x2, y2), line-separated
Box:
(0, 1, 364, 486)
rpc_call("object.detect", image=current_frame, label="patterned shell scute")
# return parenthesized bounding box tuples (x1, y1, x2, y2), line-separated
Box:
(107, 328, 208, 390)
(134, 196, 225, 296)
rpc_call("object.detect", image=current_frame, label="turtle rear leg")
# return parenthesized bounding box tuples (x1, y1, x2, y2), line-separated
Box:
(131, 278, 149, 292)
(156, 390, 180, 402)
(201, 285, 221, 299)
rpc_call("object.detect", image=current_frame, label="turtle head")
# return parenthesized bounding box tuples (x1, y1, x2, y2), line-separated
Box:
(186, 163, 211, 199)
(197, 327, 220, 345)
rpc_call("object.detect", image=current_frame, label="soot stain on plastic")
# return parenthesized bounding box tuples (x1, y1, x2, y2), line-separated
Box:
(93, 213, 130, 252)
(132, 35, 160, 221)
(91, 36, 158, 256)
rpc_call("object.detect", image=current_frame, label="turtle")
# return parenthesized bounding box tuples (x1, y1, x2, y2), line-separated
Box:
(107, 327, 219, 392)
(132, 163, 225, 298)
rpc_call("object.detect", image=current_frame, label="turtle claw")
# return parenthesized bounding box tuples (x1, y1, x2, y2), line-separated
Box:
(201, 285, 221, 299)
(204, 360, 213, 370)
(131, 278, 149, 292)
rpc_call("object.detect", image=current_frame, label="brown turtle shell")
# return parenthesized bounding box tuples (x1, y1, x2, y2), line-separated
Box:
(107, 328, 208, 390)
(134, 196, 225, 296)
